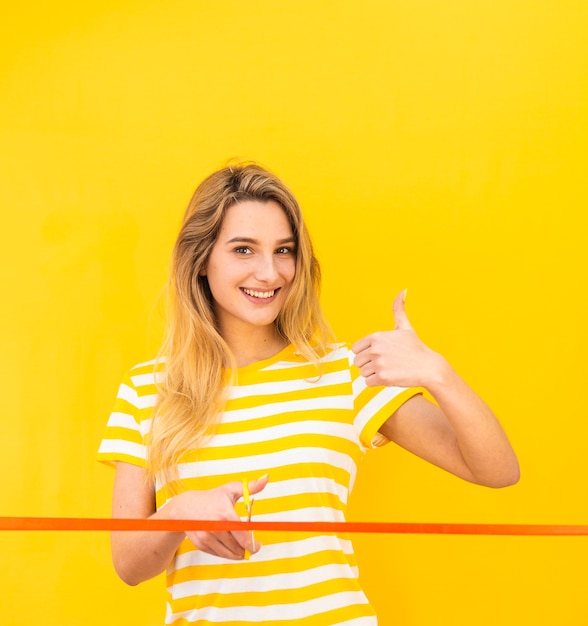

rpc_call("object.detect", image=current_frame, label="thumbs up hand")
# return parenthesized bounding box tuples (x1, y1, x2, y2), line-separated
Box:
(352, 290, 445, 389)
(352, 291, 520, 488)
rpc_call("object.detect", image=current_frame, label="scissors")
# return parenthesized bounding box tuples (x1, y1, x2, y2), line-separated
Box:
(242, 479, 254, 560)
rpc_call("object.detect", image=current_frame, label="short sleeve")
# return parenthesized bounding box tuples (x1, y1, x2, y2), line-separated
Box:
(348, 347, 424, 449)
(97, 360, 161, 468)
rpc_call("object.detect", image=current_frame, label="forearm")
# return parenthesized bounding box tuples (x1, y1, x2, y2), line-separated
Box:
(425, 358, 520, 487)
(110, 462, 186, 586)
(111, 505, 185, 586)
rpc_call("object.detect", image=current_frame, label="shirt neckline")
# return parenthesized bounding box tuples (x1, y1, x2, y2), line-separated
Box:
(235, 343, 297, 374)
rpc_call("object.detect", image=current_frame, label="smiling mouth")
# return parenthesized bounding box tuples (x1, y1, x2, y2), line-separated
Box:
(241, 288, 278, 299)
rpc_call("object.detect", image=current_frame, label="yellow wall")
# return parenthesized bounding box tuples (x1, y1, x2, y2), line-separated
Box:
(1, 1, 587, 624)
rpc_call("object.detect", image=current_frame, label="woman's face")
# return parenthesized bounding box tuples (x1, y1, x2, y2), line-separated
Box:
(202, 200, 296, 339)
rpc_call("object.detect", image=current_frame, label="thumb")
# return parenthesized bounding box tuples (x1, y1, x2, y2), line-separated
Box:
(393, 289, 414, 331)
(226, 475, 269, 504)
(248, 474, 270, 497)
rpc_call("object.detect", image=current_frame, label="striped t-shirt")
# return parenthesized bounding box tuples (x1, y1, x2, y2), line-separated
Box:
(98, 343, 421, 625)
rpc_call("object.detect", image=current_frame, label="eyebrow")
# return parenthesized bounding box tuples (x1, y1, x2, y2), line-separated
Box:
(226, 236, 296, 245)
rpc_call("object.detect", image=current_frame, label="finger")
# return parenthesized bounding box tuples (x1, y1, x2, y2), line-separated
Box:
(213, 510, 253, 555)
(393, 289, 414, 331)
(352, 349, 375, 375)
(224, 481, 246, 505)
(248, 474, 270, 497)
(231, 527, 256, 553)
(190, 531, 246, 560)
(351, 336, 371, 355)
(224, 474, 270, 506)
(205, 486, 256, 551)
(232, 529, 260, 556)
(212, 532, 245, 558)
(353, 348, 375, 369)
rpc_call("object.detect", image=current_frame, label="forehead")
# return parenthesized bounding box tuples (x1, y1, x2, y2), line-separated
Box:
(219, 200, 293, 238)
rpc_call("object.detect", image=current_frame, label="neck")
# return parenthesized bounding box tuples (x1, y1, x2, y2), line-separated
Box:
(222, 324, 288, 368)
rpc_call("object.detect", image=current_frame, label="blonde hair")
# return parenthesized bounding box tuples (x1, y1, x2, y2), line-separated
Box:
(148, 162, 333, 483)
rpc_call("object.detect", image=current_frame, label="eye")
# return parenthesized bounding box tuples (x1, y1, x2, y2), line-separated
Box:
(276, 246, 295, 255)
(234, 246, 252, 255)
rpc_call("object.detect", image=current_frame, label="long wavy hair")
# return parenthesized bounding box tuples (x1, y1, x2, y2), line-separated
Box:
(148, 162, 333, 483)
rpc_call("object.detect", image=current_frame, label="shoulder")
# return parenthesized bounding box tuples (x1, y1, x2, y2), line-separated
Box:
(122, 358, 166, 387)
(114, 358, 165, 407)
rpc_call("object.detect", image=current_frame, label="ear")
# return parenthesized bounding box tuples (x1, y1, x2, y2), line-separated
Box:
(198, 266, 207, 277)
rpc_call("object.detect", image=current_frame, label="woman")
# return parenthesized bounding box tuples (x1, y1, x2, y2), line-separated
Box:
(98, 162, 519, 625)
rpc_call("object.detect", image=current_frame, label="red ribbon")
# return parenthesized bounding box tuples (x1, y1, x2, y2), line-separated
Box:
(1, 517, 587, 535)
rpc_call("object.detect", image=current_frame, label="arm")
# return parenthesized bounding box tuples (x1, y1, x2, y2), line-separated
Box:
(352, 291, 519, 488)
(111, 461, 268, 586)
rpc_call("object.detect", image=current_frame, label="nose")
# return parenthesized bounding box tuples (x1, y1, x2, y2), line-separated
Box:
(253, 253, 279, 283)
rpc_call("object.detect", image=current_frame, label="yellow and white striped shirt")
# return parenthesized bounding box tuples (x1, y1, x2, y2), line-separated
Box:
(98, 343, 421, 625)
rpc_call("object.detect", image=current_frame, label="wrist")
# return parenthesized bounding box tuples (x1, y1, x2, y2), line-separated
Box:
(158, 494, 185, 522)
(420, 352, 457, 394)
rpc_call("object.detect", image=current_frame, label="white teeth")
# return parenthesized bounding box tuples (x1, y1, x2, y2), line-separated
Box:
(243, 288, 275, 299)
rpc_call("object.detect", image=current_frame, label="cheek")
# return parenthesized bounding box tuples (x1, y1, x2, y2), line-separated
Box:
(283, 259, 296, 283)
(202, 261, 226, 294)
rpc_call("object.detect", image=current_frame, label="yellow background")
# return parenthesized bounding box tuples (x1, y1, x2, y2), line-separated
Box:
(1, 1, 587, 624)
